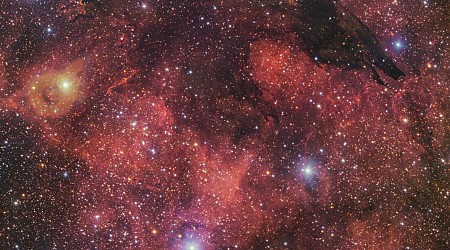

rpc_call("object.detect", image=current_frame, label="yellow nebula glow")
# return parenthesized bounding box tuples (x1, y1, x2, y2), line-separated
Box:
(27, 59, 84, 118)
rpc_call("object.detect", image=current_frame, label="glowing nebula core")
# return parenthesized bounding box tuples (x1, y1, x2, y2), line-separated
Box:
(27, 59, 84, 118)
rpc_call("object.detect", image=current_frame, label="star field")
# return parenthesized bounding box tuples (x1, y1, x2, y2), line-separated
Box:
(0, 0, 448, 249)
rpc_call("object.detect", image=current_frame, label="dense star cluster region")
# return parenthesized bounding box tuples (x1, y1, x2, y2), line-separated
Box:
(0, 0, 448, 249)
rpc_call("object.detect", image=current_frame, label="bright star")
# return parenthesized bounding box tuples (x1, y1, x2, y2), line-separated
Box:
(303, 167, 312, 175)
(183, 239, 201, 250)
(61, 81, 70, 89)
(394, 40, 405, 50)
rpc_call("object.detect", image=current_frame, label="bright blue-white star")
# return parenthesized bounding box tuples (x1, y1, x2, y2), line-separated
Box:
(62, 171, 69, 178)
(295, 156, 321, 186)
(183, 239, 202, 250)
(302, 167, 313, 175)
(394, 40, 406, 51)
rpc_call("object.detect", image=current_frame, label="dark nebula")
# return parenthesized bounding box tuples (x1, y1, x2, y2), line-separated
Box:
(0, 0, 448, 249)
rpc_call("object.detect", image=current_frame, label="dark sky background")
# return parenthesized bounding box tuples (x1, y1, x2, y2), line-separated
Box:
(0, 0, 448, 249)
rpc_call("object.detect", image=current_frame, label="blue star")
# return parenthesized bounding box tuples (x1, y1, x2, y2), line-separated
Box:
(62, 171, 69, 178)
(393, 40, 405, 51)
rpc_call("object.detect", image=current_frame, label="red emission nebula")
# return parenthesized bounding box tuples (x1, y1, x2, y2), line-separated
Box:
(0, 0, 449, 249)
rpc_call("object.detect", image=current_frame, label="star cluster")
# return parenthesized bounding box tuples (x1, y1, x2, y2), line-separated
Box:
(0, 0, 448, 249)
